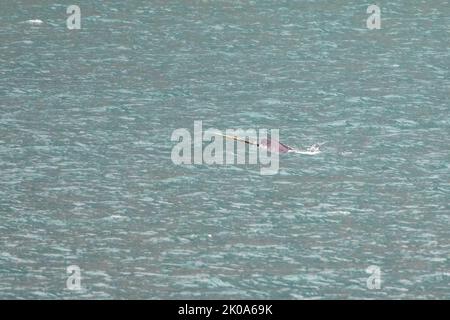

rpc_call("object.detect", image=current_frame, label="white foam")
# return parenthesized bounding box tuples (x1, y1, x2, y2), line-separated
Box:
(289, 149, 321, 155)
(289, 143, 325, 155)
(25, 19, 44, 25)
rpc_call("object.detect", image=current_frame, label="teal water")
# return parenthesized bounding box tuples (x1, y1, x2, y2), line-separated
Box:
(0, 1, 449, 299)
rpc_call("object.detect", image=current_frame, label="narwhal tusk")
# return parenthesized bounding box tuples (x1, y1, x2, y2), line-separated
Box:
(214, 132, 293, 153)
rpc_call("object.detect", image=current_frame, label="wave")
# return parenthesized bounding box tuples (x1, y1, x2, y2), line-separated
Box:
(289, 143, 325, 155)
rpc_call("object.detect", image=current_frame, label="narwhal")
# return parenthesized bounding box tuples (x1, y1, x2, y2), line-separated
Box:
(217, 133, 321, 155)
